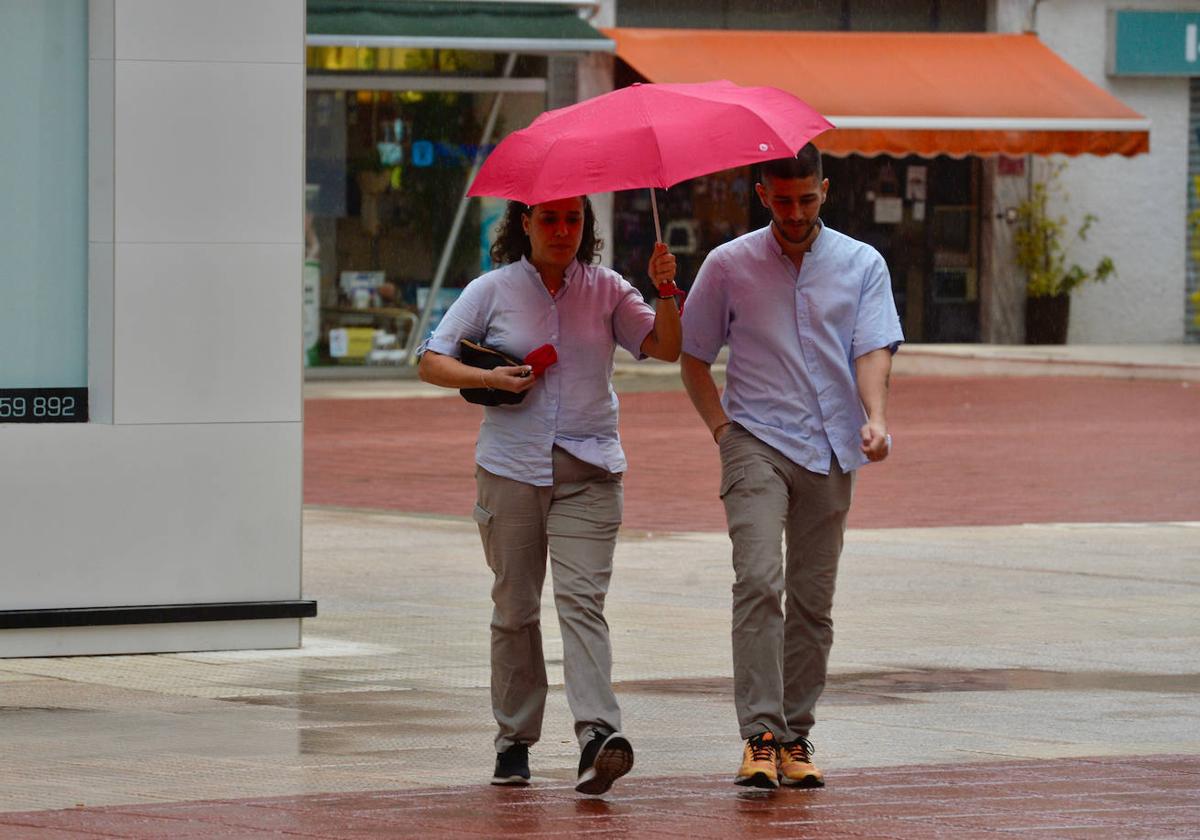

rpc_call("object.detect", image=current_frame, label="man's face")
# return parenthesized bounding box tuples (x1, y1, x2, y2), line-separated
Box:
(756, 174, 829, 247)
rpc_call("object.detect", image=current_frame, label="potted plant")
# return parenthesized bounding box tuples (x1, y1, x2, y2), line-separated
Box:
(1014, 164, 1116, 344)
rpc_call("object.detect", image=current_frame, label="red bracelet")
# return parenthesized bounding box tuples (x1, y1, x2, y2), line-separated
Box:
(655, 280, 682, 299)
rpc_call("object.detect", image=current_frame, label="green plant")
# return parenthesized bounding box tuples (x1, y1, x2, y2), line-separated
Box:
(1014, 165, 1116, 298)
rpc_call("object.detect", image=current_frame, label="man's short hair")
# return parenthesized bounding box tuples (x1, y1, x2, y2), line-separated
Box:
(759, 143, 823, 183)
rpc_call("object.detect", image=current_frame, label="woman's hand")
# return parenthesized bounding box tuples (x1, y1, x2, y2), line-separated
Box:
(484, 365, 537, 395)
(639, 242, 683, 362)
(647, 242, 676, 287)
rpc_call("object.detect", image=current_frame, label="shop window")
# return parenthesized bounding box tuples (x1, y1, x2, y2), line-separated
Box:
(0, 1, 88, 422)
(612, 166, 753, 299)
(304, 85, 544, 368)
(613, 154, 983, 343)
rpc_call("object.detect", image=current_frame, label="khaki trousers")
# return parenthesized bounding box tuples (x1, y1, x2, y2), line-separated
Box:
(718, 424, 854, 741)
(474, 447, 624, 752)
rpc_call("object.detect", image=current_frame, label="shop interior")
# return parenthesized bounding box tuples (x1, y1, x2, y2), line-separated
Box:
(304, 47, 545, 368)
(306, 45, 985, 371)
(612, 154, 981, 343)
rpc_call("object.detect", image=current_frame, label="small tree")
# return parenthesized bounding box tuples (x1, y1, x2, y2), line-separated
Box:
(1014, 164, 1115, 298)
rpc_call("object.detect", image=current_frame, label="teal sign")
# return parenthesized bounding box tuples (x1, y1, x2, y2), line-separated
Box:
(1111, 10, 1200, 76)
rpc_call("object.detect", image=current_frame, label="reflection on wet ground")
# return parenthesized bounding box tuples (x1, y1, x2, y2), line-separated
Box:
(618, 667, 1200, 698)
(2, 754, 1197, 839)
(1, 513, 1196, 816)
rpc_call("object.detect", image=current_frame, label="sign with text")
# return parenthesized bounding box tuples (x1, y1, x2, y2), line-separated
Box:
(0, 388, 88, 424)
(1110, 10, 1200, 76)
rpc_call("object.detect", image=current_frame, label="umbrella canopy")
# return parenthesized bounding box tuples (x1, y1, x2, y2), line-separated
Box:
(467, 80, 833, 207)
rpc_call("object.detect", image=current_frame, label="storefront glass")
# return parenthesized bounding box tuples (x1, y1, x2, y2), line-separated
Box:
(612, 154, 981, 343)
(0, 2, 88, 407)
(1188, 78, 1200, 343)
(304, 49, 545, 368)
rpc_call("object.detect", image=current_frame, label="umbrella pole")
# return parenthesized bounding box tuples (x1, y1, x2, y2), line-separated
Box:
(406, 52, 518, 365)
(649, 187, 662, 243)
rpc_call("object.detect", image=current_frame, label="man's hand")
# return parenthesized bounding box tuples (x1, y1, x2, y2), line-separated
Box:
(859, 419, 890, 462)
(485, 365, 536, 394)
(713, 420, 733, 443)
(855, 348, 892, 463)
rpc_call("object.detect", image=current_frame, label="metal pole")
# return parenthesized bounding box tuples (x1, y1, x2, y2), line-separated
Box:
(406, 52, 518, 363)
(649, 187, 662, 242)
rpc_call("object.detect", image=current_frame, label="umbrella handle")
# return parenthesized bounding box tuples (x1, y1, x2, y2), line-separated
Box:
(649, 187, 662, 243)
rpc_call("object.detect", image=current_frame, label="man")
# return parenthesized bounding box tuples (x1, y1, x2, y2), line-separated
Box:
(680, 144, 902, 789)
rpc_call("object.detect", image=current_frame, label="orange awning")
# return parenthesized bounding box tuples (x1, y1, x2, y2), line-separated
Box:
(604, 29, 1150, 158)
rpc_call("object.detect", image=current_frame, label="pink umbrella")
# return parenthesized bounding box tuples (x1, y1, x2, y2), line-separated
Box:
(467, 80, 833, 239)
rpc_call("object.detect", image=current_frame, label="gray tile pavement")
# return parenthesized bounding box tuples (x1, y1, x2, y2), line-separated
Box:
(1, 509, 1196, 812)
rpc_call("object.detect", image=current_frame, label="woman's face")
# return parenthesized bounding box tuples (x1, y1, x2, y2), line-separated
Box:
(522, 197, 585, 275)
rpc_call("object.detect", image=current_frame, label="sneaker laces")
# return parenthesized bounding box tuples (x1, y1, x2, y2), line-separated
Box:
(748, 735, 777, 763)
(783, 737, 815, 761)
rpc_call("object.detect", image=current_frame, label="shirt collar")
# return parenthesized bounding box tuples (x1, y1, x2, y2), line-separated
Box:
(764, 218, 825, 258)
(518, 255, 581, 294)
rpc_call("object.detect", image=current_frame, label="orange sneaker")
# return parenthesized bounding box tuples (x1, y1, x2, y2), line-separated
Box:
(779, 737, 824, 788)
(734, 732, 779, 789)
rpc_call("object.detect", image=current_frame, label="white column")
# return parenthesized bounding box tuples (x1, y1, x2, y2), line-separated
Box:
(1, 0, 307, 657)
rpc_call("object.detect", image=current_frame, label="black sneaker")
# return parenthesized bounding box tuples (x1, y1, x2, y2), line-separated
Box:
(491, 743, 530, 786)
(574, 730, 634, 795)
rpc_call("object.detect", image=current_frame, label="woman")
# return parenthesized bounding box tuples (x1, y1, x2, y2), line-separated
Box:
(418, 195, 681, 795)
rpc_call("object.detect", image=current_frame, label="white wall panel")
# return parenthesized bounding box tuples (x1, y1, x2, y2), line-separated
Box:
(114, 60, 303, 245)
(112, 243, 302, 424)
(0, 0, 307, 656)
(88, 243, 115, 423)
(0, 422, 301, 610)
(0, 619, 301, 659)
(115, 0, 302, 64)
(89, 0, 114, 59)
(1034, 0, 1191, 343)
(88, 58, 114, 246)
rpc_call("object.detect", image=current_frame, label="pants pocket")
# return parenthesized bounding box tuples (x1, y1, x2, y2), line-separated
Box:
(719, 465, 746, 499)
(473, 502, 496, 570)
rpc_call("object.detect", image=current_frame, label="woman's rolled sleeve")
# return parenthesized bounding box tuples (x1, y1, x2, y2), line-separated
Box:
(611, 278, 656, 359)
(417, 281, 487, 358)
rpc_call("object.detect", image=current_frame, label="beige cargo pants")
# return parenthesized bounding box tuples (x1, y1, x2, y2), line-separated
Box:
(718, 424, 855, 742)
(474, 446, 624, 752)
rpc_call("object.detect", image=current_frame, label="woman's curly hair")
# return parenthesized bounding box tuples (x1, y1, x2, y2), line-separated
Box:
(489, 197, 603, 267)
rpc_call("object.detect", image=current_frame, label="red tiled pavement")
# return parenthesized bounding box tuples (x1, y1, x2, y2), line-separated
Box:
(305, 376, 1200, 530)
(3, 755, 1196, 838)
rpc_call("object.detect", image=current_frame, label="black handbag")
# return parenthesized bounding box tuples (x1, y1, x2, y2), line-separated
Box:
(458, 339, 527, 406)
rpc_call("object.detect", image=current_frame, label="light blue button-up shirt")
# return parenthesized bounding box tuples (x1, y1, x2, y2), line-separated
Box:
(682, 223, 904, 474)
(419, 257, 656, 486)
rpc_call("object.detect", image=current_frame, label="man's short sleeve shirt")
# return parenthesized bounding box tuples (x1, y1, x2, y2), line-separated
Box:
(682, 224, 904, 474)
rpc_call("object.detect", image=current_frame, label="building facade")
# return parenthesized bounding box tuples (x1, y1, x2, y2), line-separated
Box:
(1, 0, 309, 657)
(1004, 0, 1198, 343)
(604, 0, 1189, 345)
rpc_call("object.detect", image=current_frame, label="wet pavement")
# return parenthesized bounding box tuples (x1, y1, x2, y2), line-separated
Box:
(2, 755, 1197, 838)
(2, 355, 1198, 837)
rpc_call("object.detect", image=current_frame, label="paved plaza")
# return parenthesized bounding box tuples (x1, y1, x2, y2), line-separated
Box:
(1, 346, 1198, 837)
